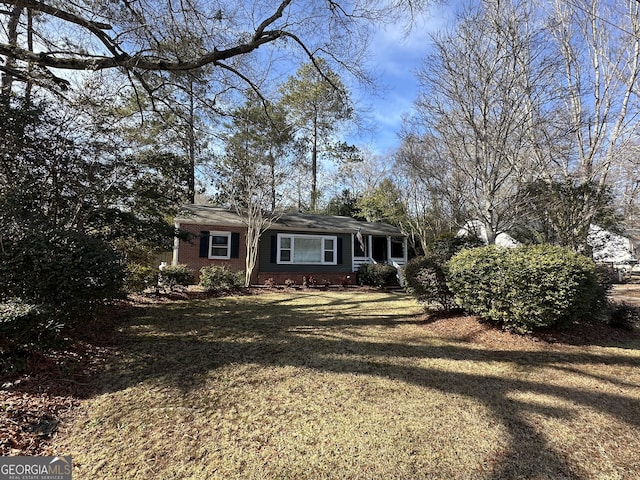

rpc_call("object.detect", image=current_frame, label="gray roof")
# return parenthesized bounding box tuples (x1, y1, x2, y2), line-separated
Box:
(176, 205, 403, 236)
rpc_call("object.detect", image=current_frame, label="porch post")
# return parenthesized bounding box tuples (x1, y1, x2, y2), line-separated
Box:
(403, 237, 408, 264)
(351, 233, 355, 271)
(172, 221, 180, 266)
(368, 235, 373, 262)
(387, 236, 392, 263)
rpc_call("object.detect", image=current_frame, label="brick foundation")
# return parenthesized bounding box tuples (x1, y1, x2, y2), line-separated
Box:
(257, 272, 356, 287)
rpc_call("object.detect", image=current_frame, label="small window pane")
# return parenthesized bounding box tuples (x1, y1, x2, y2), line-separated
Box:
(211, 247, 228, 257)
(324, 251, 334, 262)
(280, 250, 291, 262)
(324, 239, 334, 250)
(212, 235, 228, 245)
(281, 237, 291, 248)
(210, 233, 230, 258)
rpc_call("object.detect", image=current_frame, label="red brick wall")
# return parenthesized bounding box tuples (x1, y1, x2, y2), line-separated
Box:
(176, 223, 251, 282)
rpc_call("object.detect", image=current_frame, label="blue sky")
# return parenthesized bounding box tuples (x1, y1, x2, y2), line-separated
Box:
(353, 3, 457, 154)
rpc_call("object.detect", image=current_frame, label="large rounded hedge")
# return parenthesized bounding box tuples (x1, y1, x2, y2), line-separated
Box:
(446, 244, 604, 333)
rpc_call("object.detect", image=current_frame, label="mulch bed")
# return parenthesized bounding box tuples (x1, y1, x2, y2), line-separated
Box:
(0, 306, 126, 456)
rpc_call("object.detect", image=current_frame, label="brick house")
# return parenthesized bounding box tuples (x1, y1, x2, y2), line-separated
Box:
(172, 205, 408, 285)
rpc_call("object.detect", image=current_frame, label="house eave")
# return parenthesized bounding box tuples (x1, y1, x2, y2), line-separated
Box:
(175, 205, 404, 237)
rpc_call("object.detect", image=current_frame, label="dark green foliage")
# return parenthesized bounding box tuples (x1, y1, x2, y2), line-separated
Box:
(593, 264, 615, 314)
(608, 302, 639, 331)
(357, 263, 398, 287)
(512, 179, 620, 249)
(199, 265, 244, 292)
(324, 189, 364, 219)
(447, 245, 604, 333)
(0, 300, 57, 372)
(0, 229, 124, 319)
(403, 256, 455, 310)
(159, 265, 195, 290)
(0, 300, 54, 344)
(0, 95, 186, 359)
(125, 264, 160, 293)
(0, 92, 187, 372)
(404, 233, 483, 310)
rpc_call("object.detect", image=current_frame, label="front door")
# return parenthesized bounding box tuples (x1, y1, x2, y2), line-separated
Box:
(372, 236, 387, 263)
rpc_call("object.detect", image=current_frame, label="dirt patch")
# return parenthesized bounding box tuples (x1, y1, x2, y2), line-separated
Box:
(611, 284, 640, 306)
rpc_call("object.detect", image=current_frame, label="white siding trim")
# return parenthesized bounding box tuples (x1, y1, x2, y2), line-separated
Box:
(172, 221, 180, 266)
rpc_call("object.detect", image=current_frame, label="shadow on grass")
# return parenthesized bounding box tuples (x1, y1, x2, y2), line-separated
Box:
(64, 293, 640, 478)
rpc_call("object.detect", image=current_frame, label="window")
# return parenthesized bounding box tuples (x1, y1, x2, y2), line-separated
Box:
(277, 234, 337, 265)
(209, 232, 231, 259)
(390, 237, 404, 259)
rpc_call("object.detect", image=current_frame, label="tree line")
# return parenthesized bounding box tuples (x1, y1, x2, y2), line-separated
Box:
(2, 0, 640, 310)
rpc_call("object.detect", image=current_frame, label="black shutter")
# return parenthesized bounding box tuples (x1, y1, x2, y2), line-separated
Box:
(230, 232, 240, 258)
(337, 237, 343, 264)
(199, 231, 209, 258)
(270, 235, 277, 263)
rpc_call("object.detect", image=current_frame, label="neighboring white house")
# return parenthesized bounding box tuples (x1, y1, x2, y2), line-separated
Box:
(457, 221, 636, 266)
(588, 225, 635, 264)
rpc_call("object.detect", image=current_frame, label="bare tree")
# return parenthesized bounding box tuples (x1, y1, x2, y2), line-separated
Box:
(394, 132, 472, 253)
(412, 0, 550, 244)
(542, 0, 640, 251)
(213, 95, 294, 285)
(0, 0, 431, 94)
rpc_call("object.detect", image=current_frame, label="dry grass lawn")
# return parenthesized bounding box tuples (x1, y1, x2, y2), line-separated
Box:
(52, 290, 640, 479)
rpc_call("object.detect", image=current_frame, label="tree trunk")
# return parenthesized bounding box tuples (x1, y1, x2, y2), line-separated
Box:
(24, 8, 33, 104)
(1, 6, 22, 96)
(310, 116, 318, 211)
(187, 78, 196, 204)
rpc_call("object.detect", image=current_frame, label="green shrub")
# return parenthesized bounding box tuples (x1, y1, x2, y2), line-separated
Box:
(357, 263, 398, 287)
(0, 299, 48, 344)
(608, 302, 639, 331)
(0, 299, 61, 372)
(0, 230, 124, 319)
(404, 233, 483, 310)
(159, 264, 195, 290)
(446, 245, 508, 320)
(403, 256, 456, 310)
(199, 265, 244, 292)
(125, 264, 160, 293)
(447, 244, 603, 333)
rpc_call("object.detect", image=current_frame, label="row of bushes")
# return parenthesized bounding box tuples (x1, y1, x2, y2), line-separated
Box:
(125, 264, 244, 294)
(404, 242, 613, 333)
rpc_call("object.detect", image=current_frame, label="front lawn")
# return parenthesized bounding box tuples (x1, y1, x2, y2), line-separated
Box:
(51, 291, 640, 479)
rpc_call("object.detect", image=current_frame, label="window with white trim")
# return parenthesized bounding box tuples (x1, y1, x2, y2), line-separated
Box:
(209, 231, 231, 259)
(277, 234, 337, 265)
